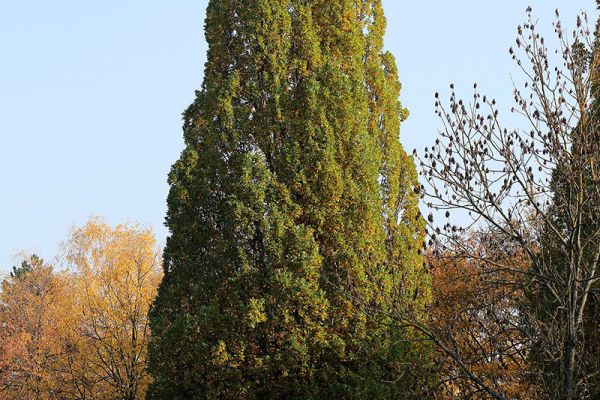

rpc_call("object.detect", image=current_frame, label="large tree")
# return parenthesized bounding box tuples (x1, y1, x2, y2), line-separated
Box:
(147, 1, 427, 399)
(417, 5, 600, 399)
(531, 5, 600, 397)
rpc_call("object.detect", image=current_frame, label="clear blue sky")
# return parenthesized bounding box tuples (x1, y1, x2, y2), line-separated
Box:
(0, 1, 593, 272)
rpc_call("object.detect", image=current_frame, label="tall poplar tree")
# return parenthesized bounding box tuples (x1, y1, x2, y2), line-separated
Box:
(147, 1, 428, 399)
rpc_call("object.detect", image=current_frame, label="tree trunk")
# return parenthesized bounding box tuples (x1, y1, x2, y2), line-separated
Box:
(561, 337, 576, 400)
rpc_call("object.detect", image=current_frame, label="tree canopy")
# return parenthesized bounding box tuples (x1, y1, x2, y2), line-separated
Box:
(147, 1, 428, 399)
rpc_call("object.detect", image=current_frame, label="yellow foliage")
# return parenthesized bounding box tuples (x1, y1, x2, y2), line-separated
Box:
(64, 218, 162, 400)
(0, 218, 162, 400)
(0, 259, 71, 399)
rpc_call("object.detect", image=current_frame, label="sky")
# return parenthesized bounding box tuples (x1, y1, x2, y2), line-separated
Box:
(0, 1, 594, 272)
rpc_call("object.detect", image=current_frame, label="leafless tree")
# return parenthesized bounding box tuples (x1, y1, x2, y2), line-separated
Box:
(414, 5, 600, 400)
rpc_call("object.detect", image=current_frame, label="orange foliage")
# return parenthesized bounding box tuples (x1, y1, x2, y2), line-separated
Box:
(0, 218, 162, 400)
(429, 238, 539, 399)
(0, 257, 72, 399)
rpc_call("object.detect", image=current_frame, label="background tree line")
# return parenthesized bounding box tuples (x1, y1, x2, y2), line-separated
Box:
(0, 219, 162, 400)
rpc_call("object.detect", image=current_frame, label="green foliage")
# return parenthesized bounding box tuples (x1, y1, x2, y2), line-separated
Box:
(147, 1, 429, 399)
(531, 20, 600, 398)
(9, 255, 42, 280)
